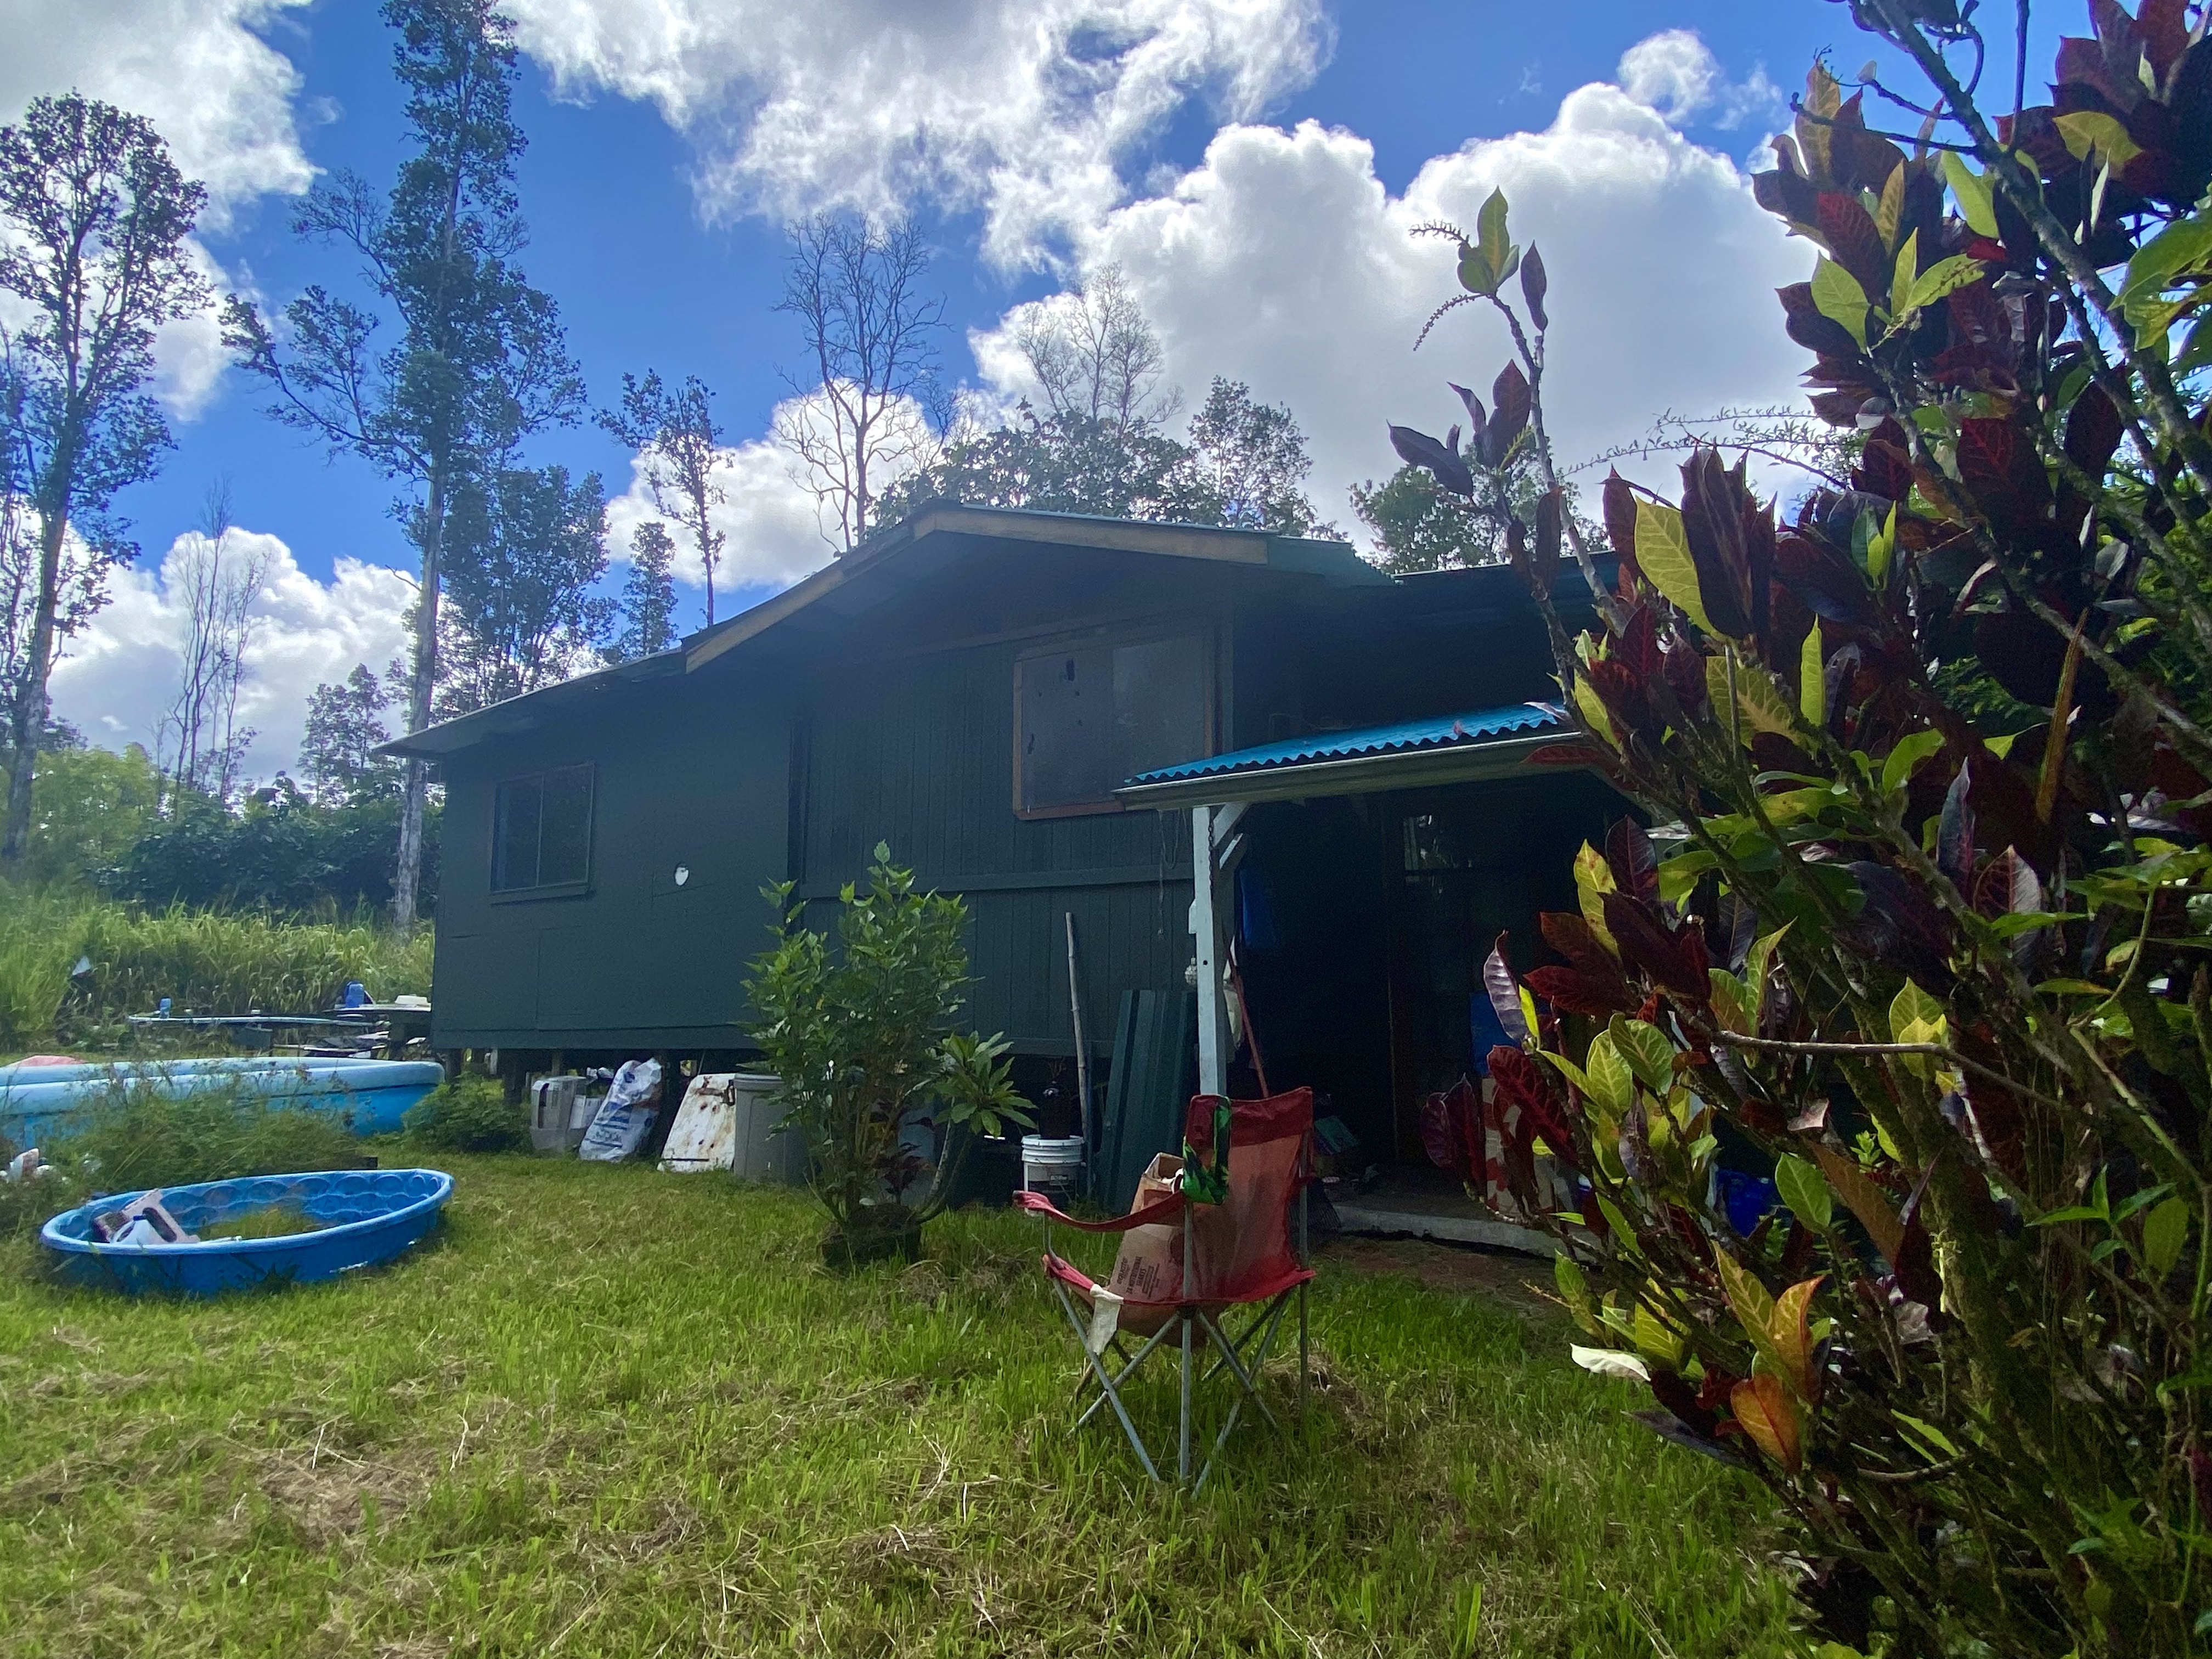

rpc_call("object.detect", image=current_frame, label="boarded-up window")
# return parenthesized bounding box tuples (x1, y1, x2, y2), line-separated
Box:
(1016, 627, 1212, 815)
(492, 764, 594, 893)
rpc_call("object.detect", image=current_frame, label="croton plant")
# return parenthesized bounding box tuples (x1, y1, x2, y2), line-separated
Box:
(1392, 3, 2212, 1653)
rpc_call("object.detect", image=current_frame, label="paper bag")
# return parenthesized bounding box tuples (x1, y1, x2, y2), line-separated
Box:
(1105, 1152, 1186, 1335)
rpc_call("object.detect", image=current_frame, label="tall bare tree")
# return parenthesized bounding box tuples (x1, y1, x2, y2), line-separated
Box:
(597, 371, 729, 622)
(774, 216, 946, 552)
(1014, 264, 1176, 427)
(156, 481, 270, 806)
(0, 94, 210, 871)
(224, 0, 583, 930)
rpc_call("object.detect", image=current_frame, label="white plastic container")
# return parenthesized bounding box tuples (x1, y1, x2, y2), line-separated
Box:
(529, 1075, 585, 1153)
(1020, 1135, 1085, 1204)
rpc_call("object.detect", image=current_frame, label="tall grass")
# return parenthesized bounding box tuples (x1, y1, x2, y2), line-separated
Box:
(0, 890, 432, 1048)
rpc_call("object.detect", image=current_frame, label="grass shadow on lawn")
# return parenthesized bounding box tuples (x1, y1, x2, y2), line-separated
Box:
(0, 1156, 1798, 1657)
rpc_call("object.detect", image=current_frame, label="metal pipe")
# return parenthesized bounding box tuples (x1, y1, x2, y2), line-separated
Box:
(1064, 911, 1094, 1169)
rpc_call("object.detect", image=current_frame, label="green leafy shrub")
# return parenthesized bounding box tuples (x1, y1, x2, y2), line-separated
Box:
(1390, 10, 2212, 1651)
(0, 1084, 361, 1238)
(404, 1076, 528, 1153)
(746, 845, 1031, 1260)
(64, 1085, 362, 1192)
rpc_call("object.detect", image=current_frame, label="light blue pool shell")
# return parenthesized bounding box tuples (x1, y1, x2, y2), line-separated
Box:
(40, 1169, 454, 1296)
(0, 1057, 445, 1147)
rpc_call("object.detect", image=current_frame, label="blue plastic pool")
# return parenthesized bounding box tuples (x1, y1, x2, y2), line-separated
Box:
(0, 1057, 445, 1149)
(40, 1168, 453, 1296)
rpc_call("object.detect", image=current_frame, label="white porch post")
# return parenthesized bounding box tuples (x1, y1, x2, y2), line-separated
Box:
(1191, 805, 1227, 1096)
(1189, 802, 1246, 1097)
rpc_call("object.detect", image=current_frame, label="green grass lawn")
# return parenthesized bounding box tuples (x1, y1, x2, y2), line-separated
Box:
(0, 1158, 1798, 1657)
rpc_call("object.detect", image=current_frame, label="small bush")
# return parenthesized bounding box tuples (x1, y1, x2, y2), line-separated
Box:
(63, 1085, 362, 1192)
(0, 1085, 362, 1238)
(404, 1076, 528, 1153)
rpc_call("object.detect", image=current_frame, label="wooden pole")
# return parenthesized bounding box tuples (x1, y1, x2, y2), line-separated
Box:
(1064, 911, 1093, 1160)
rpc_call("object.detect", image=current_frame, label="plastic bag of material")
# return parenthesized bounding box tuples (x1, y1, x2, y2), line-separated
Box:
(579, 1059, 663, 1162)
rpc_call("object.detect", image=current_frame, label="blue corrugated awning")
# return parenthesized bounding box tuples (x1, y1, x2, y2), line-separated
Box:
(1115, 702, 1571, 808)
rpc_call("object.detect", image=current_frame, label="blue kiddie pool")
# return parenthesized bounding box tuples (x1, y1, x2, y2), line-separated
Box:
(40, 1168, 453, 1296)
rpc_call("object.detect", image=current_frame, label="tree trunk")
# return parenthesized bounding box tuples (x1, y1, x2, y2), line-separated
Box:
(392, 474, 445, 932)
(1, 506, 70, 871)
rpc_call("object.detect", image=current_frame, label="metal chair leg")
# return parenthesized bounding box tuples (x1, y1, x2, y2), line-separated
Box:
(1299, 1279, 1309, 1422)
(1050, 1278, 1162, 1482)
(1178, 1310, 1194, 1484)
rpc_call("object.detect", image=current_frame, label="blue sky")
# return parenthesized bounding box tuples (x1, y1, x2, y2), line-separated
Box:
(7, 0, 2058, 770)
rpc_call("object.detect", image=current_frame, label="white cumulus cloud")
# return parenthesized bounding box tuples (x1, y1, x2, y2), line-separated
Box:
(0, 1, 320, 421)
(505, 0, 1332, 266)
(1616, 27, 1782, 132)
(0, 0, 316, 226)
(48, 529, 414, 781)
(967, 53, 1811, 549)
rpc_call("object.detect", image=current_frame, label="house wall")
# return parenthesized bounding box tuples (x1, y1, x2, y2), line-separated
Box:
(794, 639, 1195, 1058)
(425, 550, 1599, 1063)
(431, 682, 794, 1052)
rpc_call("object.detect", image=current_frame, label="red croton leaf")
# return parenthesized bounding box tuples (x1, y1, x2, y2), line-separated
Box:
(1606, 819, 1659, 906)
(1418, 1076, 1482, 1183)
(1484, 362, 1532, 467)
(1488, 1043, 1580, 1174)
(1815, 190, 1890, 297)
(1538, 910, 1635, 1009)
(1525, 964, 1639, 1019)
(1680, 447, 1756, 639)
(1602, 890, 1709, 1005)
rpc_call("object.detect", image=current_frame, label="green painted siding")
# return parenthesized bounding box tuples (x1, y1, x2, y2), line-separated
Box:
(431, 686, 793, 1049)
(796, 642, 1194, 1057)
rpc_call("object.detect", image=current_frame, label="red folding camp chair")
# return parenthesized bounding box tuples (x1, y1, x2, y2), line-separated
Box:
(1017, 1087, 1314, 1488)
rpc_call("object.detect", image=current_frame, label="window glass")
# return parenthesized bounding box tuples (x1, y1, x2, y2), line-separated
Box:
(492, 765, 592, 893)
(493, 775, 544, 891)
(1018, 627, 1210, 813)
(539, 765, 594, 886)
(1113, 636, 1209, 780)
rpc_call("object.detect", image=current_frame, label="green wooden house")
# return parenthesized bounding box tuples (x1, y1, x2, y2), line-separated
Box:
(385, 503, 1624, 1169)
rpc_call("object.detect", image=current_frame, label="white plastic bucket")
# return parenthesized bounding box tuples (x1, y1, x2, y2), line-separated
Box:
(1020, 1135, 1085, 1202)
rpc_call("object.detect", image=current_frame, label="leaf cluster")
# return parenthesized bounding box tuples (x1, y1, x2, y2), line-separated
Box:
(744, 846, 1031, 1242)
(1393, 8, 2212, 1652)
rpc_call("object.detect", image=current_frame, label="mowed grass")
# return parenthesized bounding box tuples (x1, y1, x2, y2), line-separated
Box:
(0, 1159, 1798, 1658)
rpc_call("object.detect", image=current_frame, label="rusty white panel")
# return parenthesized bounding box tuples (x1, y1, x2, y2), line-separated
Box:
(659, 1074, 740, 1173)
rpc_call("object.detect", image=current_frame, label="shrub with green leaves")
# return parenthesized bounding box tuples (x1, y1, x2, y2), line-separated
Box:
(403, 1076, 528, 1154)
(1390, 7, 2212, 1652)
(746, 845, 1031, 1254)
(0, 1084, 362, 1239)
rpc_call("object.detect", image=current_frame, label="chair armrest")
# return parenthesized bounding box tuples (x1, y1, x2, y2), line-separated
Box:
(1014, 1190, 1181, 1232)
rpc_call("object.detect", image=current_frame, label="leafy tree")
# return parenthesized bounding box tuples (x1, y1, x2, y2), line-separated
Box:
(597, 372, 728, 623)
(19, 742, 159, 889)
(872, 404, 1212, 526)
(609, 520, 679, 663)
(876, 376, 1328, 535)
(224, 0, 584, 930)
(1352, 455, 1594, 573)
(1392, 11, 2212, 1651)
(1185, 377, 1330, 534)
(775, 216, 947, 552)
(1350, 465, 1500, 572)
(115, 781, 440, 916)
(300, 664, 398, 808)
(0, 94, 210, 872)
(436, 463, 610, 719)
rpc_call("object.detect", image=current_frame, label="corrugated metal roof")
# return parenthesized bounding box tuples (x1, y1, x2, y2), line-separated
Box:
(1126, 702, 1566, 786)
